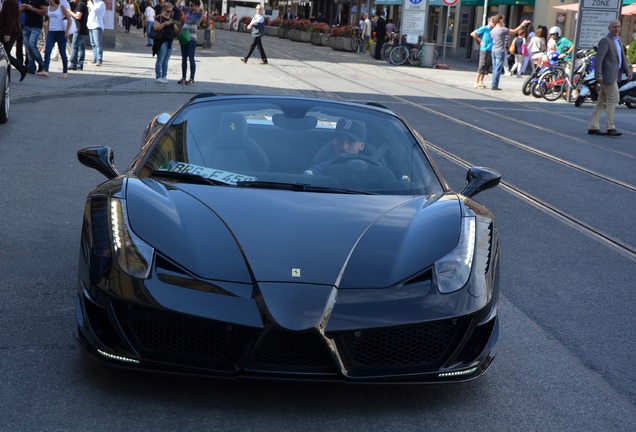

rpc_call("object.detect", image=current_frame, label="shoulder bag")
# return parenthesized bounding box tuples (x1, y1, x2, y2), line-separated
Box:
(178, 28, 192, 45)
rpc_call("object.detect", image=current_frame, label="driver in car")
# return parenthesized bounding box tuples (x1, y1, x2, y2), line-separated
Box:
(307, 118, 367, 174)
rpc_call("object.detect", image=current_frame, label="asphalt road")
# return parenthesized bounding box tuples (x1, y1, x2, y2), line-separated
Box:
(1, 28, 636, 431)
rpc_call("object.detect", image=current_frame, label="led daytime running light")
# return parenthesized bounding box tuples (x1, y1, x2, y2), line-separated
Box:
(438, 367, 477, 378)
(109, 198, 154, 279)
(98, 349, 140, 364)
(434, 217, 476, 293)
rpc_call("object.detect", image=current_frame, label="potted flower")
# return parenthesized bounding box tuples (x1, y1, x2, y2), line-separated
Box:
(310, 22, 330, 46)
(213, 14, 229, 30)
(278, 18, 293, 38)
(291, 18, 312, 42)
(197, 15, 214, 47)
(331, 25, 356, 52)
(239, 16, 251, 33)
(265, 17, 280, 36)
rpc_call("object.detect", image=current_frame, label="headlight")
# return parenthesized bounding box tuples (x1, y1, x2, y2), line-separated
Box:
(434, 217, 475, 293)
(110, 198, 154, 279)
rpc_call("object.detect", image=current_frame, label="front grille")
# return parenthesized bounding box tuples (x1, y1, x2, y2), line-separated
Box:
(247, 330, 337, 374)
(114, 303, 251, 370)
(334, 318, 465, 371)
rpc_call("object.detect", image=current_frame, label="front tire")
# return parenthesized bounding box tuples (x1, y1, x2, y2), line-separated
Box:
(625, 91, 636, 109)
(574, 95, 587, 107)
(522, 75, 533, 95)
(389, 45, 409, 66)
(539, 71, 565, 101)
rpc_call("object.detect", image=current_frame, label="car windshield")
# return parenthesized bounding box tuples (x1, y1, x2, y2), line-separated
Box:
(139, 97, 444, 196)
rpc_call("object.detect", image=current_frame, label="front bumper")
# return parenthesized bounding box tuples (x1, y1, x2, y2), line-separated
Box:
(76, 263, 499, 383)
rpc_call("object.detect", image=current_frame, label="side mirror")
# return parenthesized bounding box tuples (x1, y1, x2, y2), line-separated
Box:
(142, 112, 171, 148)
(77, 146, 120, 179)
(461, 167, 501, 198)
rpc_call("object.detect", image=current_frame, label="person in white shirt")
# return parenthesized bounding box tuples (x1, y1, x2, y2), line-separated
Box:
(239, 5, 267, 65)
(36, 0, 72, 78)
(143, 0, 155, 46)
(86, 0, 104, 65)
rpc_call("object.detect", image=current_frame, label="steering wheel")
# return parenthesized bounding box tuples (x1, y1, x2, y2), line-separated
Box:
(326, 153, 382, 167)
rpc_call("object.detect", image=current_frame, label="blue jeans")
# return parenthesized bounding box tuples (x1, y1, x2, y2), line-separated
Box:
(44, 31, 68, 73)
(359, 35, 370, 53)
(146, 21, 154, 45)
(23, 26, 44, 73)
(491, 51, 505, 89)
(155, 41, 172, 79)
(89, 27, 103, 63)
(180, 40, 196, 80)
(70, 33, 86, 68)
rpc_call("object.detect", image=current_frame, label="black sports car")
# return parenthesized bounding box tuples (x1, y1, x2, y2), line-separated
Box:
(76, 95, 502, 383)
(0, 43, 10, 124)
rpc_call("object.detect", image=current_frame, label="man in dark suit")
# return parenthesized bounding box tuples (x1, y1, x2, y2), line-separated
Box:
(587, 20, 632, 137)
(374, 11, 386, 60)
(282, 6, 293, 21)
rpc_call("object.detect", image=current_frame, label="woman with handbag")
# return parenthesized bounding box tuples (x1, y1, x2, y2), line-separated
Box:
(509, 30, 526, 78)
(176, 0, 203, 85)
(152, 2, 179, 83)
(36, 0, 73, 78)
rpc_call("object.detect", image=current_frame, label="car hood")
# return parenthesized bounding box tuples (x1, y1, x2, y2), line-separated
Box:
(126, 178, 461, 288)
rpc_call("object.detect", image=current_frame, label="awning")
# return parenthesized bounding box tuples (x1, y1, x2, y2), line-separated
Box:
(553, 3, 578, 12)
(623, 3, 636, 13)
(428, 0, 535, 6)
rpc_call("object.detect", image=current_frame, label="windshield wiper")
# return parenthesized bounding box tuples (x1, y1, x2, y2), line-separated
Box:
(235, 180, 374, 195)
(150, 170, 229, 186)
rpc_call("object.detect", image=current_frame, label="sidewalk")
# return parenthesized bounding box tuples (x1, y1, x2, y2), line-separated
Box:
(12, 25, 525, 102)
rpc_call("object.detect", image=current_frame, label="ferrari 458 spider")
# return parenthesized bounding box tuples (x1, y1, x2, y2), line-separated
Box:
(76, 95, 502, 383)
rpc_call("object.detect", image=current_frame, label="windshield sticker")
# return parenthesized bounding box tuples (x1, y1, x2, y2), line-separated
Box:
(160, 162, 257, 185)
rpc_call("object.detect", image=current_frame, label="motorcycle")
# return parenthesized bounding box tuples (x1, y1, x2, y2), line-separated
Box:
(575, 72, 636, 109)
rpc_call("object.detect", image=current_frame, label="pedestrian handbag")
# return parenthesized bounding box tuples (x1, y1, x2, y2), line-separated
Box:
(178, 28, 191, 45)
(509, 40, 516, 54)
(521, 41, 528, 57)
(148, 26, 163, 40)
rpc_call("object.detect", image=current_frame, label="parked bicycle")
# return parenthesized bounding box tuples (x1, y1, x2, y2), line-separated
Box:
(350, 26, 360, 54)
(536, 49, 595, 102)
(388, 35, 410, 66)
(380, 32, 399, 62)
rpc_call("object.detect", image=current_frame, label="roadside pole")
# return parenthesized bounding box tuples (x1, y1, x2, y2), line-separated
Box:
(437, 0, 458, 70)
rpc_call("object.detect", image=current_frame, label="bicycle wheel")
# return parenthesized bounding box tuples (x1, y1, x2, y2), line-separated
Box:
(521, 75, 534, 95)
(351, 38, 359, 53)
(539, 70, 565, 101)
(408, 47, 420, 66)
(380, 43, 392, 61)
(389, 45, 409, 66)
(568, 73, 584, 100)
(37, 33, 45, 53)
(531, 81, 542, 98)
